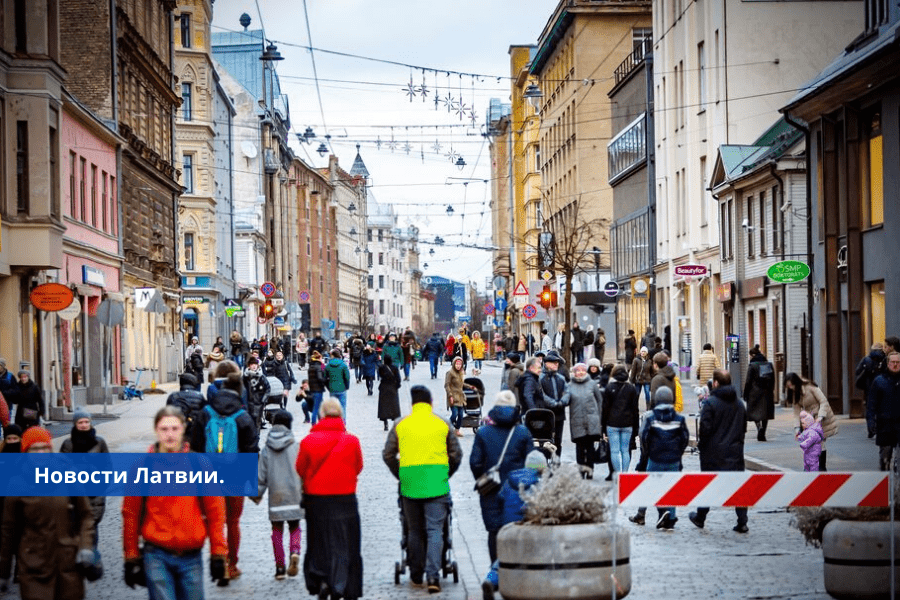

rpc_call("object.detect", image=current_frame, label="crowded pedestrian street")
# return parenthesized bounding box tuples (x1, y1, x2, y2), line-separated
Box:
(17, 357, 833, 600)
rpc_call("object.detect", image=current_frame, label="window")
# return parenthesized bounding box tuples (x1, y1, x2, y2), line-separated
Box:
(378, 252, 384, 265)
(746, 196, 754, 256)
(679, 60, 685, 128)
(91, 165, 98, 227)
(326, 244, 331, 263)
(14, 0, 26, 53)
(699, 156, 708, 225)
(49, 125, 59, 218)
(16, 121, 28, 213)
(183, 154, 193, 193)
(69, 152, 77, 218)
(632, 27, 652, 48)
(862, 110, 883, 227)
(367, 229, 372, 242)
(184, 232, 194, 270)
(180, 13, 191, 48)
(714, 30, 720, 102)
(110, 176, 117, 235)
(367, 252, 373, 268)
(607, 114, 646, 183)
(181, 83, 192, 121)
(367, 275, 374, 289)
(320, 275, 324, 294)
(378, 229, 383, 242)
(368, 300, 374, 315)
(306, 236, 311, 256)
(102, 172, 108, 232)
(80, 158, 87, 221)
(758, 191, 766, 256)
(379, 299, 385, 313)
(697, 42, 707, 110)
(772, 185, 781, 251)
(379, 275, 384, 289)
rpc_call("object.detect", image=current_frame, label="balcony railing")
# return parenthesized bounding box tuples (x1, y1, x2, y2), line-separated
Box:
(614, 38, 651, 87)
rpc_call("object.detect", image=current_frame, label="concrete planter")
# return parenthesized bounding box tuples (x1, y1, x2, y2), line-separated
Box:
(823, 519, 900, 599)
(497, 522, 630, 600)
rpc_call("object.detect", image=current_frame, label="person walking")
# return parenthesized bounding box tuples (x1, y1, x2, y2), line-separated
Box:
(307, 332, 328, 359)
(786, 372, 838, 471)
(445, 357, 471, 437)
(0, 358, 17, 402)
(424, 333, 444, 380)
(505, 354, 524, 396)
(122, 406, 228, 597)
(570, 324, 585, 364)
(325, 349, 352, 419)
(206, 347, 226, 383)
(253, 409, 303, 580)
(361, 344, 380, 396)
(603, 364, 640, 477)
(567, 363, 604, 478)
(859, 342, 888, 438)
(272, 351, 296, 410)
(0, 426, 97, 600)
(295, 333, 309, 369)
(60, 408, 109, 559)
(13, 370, 43, 431)
(624, 330, 638, 365)
(630, 347, 654, 410)
(383, 386, 463, 594)
(695, 343, 721, 388)
(798, 410, 824, 472)
(583, 326, 595, 362)
(242, 357, 271, 431)
(378, 356, 402, 431)
(471, 331, 486, 374)
(208, 361, 248, 410)
(640, 387, 689, 530)
(540, 329, 553, 354)
(539, 352, 570, 457)
(382, 333, 405, 378)
(516, 357, 544, 411)
(401, 330, 417, 381)
(594, 328, 607, 363)
(349, 339, 365, 384)
(869, 351, 900, 471)
(185, 336, 202, 361)
(296, 399, 363, 600)
(306, 352, 328, 425)
(469, 391, 532, 584)
(458, 329, 472, 372)
(190, 373, 259, 586)
(230, 331, 245, 367)
(650, 353, 677, 405)
(744, 345, 775, 441)
(689, 369, 749, 533)
(640, 326, 656, 353)
(166, 372, 206, 437)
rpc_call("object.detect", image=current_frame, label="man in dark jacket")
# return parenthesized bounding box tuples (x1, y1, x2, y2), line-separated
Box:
(505, 354, 524, 394)
(191, 372, 258, 585)
(871, 351, 900, 471)
(743, 345, 775, 441)
(649, 352, 677, 405)
(307, 332, 328, 358)
(640, 386, 689, 529)
(516, 357, 544, 412)
(860, 343, 888, 438)
(13, 370, 43, 431)
(539, 353, 570, 457)
(690, 369, 749, 533)
(242, 357, 271, 430)
(186, 348, 205, 390)
(424, 334, 444, 380)
(306, 352, 328, 424)
(271, 351, 296, 409)
(570, 323, 585, 364)
(0, 358, 16, 403)
(166, 373, 206, 438)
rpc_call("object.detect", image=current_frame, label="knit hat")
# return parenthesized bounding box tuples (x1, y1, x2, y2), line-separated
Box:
(22, 427, 52, 452)
(0, 358, 6, 369)
(799, 410, 814, 428)
(640, 346, 649, 354)
(17, 370, 30, 378)
(72, 407, 91, 424)
(4, 424, 22, 438)
(179, 372, 198, 388)
(654, 386, 674, 406)
(494, 391, 517, 408)
(524, 449, 548, 471)
(273, 410, 293, 428)
(507, 353, 521, 364)
(588, 358, 602, 370)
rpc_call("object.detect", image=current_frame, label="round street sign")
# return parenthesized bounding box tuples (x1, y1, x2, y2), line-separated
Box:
(767, 260, 811, 283)
(57, 297, 82, 321)
(257, 315, 269, 324)
(522, 304, 537, 320)
(495, 297, 507, 311)
(484, 303, 495, 315)
(604, 281, 620, 297)
(260, 282, 276, 297)
(299, 290, 311, 303)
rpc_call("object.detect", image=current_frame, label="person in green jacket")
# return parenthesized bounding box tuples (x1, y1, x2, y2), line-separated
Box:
(324, 349, 351, 420)
(382, 333, 405, 373)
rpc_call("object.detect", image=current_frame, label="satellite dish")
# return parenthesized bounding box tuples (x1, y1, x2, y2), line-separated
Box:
(241, 141, 258, 159)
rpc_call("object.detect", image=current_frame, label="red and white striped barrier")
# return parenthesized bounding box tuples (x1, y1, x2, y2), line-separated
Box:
(617, 472, 889, 508)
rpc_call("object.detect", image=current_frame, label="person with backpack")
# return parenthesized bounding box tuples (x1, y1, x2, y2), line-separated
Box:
(639, 386, 689, 530)
(349, 339, 365, 384)
(306, 352, 328, 424)
(185, 348, 205, 390)
(325, 349, 352, 420)
(208, 361, 248, 410)
(859, 342, 888, 438)
(252, 410, 303, 581)
(190, 373, 258, 587)
(423, 333, 444, 380)
(166, 373, 206, 439)
(123, 406, 228, 597)
(242, 357, 271, 430)
(744, 345, 776, 441)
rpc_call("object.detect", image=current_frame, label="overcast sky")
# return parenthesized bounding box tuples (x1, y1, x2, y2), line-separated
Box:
(212, 0, 558, 292)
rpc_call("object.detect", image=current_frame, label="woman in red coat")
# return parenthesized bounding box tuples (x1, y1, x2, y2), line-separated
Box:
(296, 399, 363, 600)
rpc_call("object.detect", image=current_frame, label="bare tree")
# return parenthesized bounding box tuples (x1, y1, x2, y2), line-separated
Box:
(521, 198, 608, 361)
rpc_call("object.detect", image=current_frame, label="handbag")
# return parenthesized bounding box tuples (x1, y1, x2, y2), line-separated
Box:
(474, 426, 516, 497)
(594, 437, 611, 464)
(21, 407, 38, 421)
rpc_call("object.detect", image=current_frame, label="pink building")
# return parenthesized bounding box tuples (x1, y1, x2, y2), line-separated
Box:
(58, 93, 124, 408)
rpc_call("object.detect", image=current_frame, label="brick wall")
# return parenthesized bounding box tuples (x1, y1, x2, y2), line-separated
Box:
(59, 0, 114, 119)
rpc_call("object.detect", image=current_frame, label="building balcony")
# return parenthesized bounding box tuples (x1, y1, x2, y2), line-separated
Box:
(613, 37, 651, 87)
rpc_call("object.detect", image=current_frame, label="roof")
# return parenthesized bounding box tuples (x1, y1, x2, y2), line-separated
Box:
(711, 118, 804, 188)
(349, 146, 370, 178)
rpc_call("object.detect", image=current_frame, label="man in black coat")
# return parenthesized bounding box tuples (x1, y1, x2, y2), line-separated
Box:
(860, 342, 888, 438)
(690, 369, 749, 533)
(743, 345, 775, 441)
(539, 353, 570, 457)
(870, 351, 900, 471)
(515, 357, 544, 412)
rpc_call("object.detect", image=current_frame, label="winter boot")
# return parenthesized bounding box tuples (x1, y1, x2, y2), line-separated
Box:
(819, 450, 827, 472)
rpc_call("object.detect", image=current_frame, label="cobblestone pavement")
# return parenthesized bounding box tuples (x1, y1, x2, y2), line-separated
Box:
(11, 358, 836, 599)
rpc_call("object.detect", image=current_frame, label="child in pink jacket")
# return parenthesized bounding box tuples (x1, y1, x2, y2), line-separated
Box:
(798, 410, 824, 471)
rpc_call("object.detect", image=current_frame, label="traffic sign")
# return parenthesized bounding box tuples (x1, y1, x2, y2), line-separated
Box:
(299, 290, 311, 302)
(604, 281, 620, 297)
(271, 298, 285, 307)
(513, 280, 529, 296)
(495, 297, 507, 311)
(493, 318, 503, 328)
(522, 304, 537, 320)
(541, 270, 554, 281)
(484, 303, 495, 315)
(459, 316, 471, 322)
(260, 282, 276, 297)
(257, 315, 269, 324)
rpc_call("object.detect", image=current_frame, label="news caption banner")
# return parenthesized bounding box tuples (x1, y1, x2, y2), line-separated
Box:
(0, 454, 258, 496)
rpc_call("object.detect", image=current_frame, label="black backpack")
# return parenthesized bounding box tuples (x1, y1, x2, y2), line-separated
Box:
(167, 390, 205, 438)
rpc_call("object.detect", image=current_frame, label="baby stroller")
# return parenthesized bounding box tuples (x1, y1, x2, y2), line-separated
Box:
(394, 490, 459, 585)
(461, 377, 484, 433)
(264, 376, 285, 424)
(524, 408, 558, 463)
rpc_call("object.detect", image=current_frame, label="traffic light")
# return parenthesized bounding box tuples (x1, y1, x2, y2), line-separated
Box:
(262, 300, 275, 319)
(550, 290, 558, 308)
(539, 285, 552, 309)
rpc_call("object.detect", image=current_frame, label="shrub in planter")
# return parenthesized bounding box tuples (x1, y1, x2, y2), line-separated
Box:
(497, 463, 631, 600)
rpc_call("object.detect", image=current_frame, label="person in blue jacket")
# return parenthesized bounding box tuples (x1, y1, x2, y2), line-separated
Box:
(360, 344, 380, 396)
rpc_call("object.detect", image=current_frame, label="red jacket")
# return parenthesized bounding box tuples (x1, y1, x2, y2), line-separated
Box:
(296, 417, 363, 496)
(121, 443, 227, 560)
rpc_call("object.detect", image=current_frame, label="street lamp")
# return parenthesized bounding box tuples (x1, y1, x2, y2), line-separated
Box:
(349, 227, 358, 236)
(455, 156, 466, 171)
(259, 42, 284, 62)
(446, 205, 454, 215)
(523, 82, 543, 110)
(297, 126, 316, 144)
(348, 203, 357, 213)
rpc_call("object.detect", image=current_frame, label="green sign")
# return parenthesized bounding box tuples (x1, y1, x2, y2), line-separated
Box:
(767, 260, 810, 283)
(225, 306, 245, 318)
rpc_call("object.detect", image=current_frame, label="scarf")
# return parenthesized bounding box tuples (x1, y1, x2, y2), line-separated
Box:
(70, 427, 98, 453)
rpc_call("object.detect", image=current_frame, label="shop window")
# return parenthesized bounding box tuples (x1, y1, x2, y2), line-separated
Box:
(864, 281, 886, 349)
(861, 110, 883, 227)
(71, 308, 84, 386)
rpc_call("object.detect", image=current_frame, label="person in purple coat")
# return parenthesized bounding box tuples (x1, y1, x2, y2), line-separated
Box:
(798, 410, 823, 472)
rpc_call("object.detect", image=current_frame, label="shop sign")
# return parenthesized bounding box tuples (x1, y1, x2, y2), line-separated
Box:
(225, 304, 245, 317)
(30, 283, 75, 312)
(57, 297, 82, 321)
(767, 260, 810, 283)
(741, 276, 767, 299)
(182, 296, 209, 305)
(716, 282, 733, 303)
(674, 264, 708, 277)
(82, 265, 106, 287)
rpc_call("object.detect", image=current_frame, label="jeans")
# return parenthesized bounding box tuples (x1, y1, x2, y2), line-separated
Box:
(474, 359, 482, 370)
(310, 391, 324, 424)
(300, 399, 312, 422)
(607, 426, 633, 473)
(402, 495, 450, 580)
(144, 544, 204, 600)
(429, 356, 439, 378)
(694, 505, 748, 526)
(365, 376, 374, 394)
(225, 496, 244, 570)
(647, 459, 680, 521)
(331, 392, 347, 421)
(450, 406, 464, 430)
(403, 362, 411, 379)
(354, 364, 362, 382)
(642, 384, 652, 410)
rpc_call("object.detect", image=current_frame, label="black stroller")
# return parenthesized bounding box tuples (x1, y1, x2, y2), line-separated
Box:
(461, 377, 484, 432)
(394, 491, 459, 585)
(263, 375, 286, 424)
(524, 408, 557, 463)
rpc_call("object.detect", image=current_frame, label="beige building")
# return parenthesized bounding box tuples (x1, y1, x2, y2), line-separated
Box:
(652, 0, 862, 374)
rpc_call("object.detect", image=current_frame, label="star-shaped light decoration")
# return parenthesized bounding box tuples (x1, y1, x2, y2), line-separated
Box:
(375, 136, 382, 150)
(468, 109, 479, 127)
(402, 142, 413, 154)
(416, 83, 429, 102)
(432, 139, 443, 154)
(442, 93, 455, 113)
(454, 101, 468, 121)
(403, 78, 417, 102)
(445, 148, 460, 164)
(387, 138, 399, 152)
